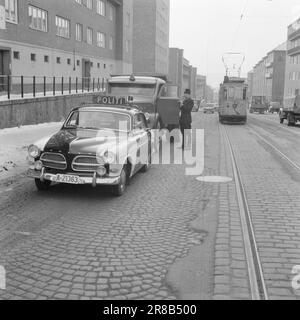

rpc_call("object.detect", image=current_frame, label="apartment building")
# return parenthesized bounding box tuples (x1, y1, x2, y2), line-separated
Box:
(132, 0, 170, 75)
(0, 0, 133, 81)
(284, 16, 300, 105)
(196, 75, 206, 101)
(251, 43, 286, 104)
(168, 47, 197, 98)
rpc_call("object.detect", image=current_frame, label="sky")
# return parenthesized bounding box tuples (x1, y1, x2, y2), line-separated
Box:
(169, 0, 300, 88)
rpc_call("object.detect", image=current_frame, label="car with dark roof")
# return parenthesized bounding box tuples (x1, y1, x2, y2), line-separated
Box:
(27, 98, 152, 196)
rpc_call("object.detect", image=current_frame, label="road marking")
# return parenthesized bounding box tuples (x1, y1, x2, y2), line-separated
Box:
(14, 231, 31, 236)
(221, 124, 268, 300)
(196, 176, 233, 183)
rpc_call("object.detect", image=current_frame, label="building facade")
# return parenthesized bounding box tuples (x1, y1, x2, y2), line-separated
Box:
(251, 43, 286, 104)
(196, 74, 206, 100)
(132, 0, 170, 76)
(284, 17, 300, 106)
(247, 71, 254, 100)
(0, 0, 133, 82)
(168, 47, 197, 98)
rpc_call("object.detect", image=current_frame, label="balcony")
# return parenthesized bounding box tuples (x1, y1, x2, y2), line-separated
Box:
(265, 73, 273, 79)
(288, 28, 300, 41)
(287, 45, 300, 56)
(265, 61, 273, 68)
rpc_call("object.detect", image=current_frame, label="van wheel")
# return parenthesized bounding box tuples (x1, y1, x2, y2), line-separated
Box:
(35, 179, 51, 191)
(287, 114, 295, 126)
(112, 167, 127, 197)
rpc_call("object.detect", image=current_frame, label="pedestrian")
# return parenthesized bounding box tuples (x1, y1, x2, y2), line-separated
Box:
(179, 89, 194, 150)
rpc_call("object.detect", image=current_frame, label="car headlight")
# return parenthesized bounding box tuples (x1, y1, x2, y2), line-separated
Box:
(34, 160, 43, 171)
(102, 151, 116, 165)
(96, 166, 107, 177)
(28, 145, 40, 158)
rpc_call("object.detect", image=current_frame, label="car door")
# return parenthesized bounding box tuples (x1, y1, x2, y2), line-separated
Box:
(157, 85, 181, 127)
(131, 114, 147, 172)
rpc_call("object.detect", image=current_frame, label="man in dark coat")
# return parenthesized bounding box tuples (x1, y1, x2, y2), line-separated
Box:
(179, 89, 194, 149)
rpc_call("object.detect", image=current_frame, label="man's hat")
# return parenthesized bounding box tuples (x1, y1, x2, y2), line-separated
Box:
(184, 89, 191, 94)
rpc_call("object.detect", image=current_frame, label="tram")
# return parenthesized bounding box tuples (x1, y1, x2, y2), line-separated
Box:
(218, 76, 248, 124)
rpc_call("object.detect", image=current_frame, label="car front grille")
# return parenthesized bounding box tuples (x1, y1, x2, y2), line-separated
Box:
(72, 156, 100, 172)
(40, 152, 67, 170)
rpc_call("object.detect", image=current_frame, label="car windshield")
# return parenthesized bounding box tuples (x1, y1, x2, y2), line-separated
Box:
(64, 111, 131, 132)
(109, 83, 156, 96)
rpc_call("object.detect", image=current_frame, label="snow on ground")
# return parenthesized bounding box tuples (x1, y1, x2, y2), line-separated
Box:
(0, 122, 62, 182)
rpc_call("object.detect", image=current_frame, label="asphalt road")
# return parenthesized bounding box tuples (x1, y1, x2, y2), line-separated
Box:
(0, 111, 300, 300)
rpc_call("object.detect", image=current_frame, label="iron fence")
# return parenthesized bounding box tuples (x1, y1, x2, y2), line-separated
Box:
(0, 75, 108, 100)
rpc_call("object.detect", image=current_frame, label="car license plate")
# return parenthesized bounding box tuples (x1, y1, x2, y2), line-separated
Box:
(51, 174, 85, 185)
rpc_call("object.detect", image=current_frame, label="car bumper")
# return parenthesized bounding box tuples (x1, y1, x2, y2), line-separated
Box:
(27, 169, 120, 187)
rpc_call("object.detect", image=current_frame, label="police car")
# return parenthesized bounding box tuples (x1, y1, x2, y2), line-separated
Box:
(27, 96, 152, 196)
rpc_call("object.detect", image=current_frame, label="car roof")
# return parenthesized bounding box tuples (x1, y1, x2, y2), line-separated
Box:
(73, 104, 142, 116)
(109, 76, 165, 85)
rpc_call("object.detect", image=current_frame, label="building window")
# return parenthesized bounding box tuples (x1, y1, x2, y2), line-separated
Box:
(86, 0, 93, 10)
(13, 51, 20, 60)
(5, 0, 18, 23)
(97, 32, 105, 48)
(96, 0, 105, 16)
(87, 27, 93, 45)
(125, 40, 130, 53)
(77, 60, 80, 66)
(126, 12, 130, 26)
(97, 63, 100, 68)
(29, 6, 48, 32)
(44, 55, 49, 63)
(104, 63, 106, 69)
(76, 23, 83, 42)
(31, 53, 36, 62)
(109, 36, 113, 50)
(57, 57, 61, 64)
(56, 16, 70, 38)
(108, 4, 114, 21)
(90, 62, 93, 67)
(67, 58, 71, 65)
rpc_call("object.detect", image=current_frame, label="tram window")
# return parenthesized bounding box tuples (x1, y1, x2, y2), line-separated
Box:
(223, 89, 228, 100)
(228, 88, 235, 99)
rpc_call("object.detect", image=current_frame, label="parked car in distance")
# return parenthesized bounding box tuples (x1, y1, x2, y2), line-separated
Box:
(203, 103, 216, 114)
(268, 102, 281, 114)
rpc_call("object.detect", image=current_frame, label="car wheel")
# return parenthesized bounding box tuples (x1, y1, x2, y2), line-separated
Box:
(112, 167, 127, 197)
(35, 178, 51, 191)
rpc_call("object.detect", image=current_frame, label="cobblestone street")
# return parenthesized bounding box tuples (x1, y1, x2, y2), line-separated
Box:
(1, 112, 299, 300)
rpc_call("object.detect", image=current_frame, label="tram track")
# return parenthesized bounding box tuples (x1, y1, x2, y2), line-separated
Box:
(246, 123, 300, 172)
(220, 124, 269, 300)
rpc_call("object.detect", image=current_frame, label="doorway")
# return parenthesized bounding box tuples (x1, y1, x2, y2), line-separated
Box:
(0, 49, 11, 92)
(82, 59, 91, 89)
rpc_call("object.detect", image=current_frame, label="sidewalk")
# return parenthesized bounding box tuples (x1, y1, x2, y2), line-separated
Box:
(0, 122, 62, 182)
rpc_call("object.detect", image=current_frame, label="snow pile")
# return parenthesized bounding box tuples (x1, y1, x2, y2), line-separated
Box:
(0, 122, 62, 181)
